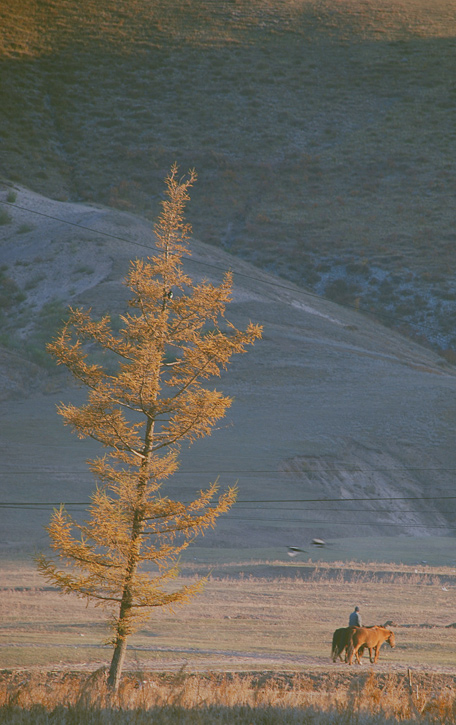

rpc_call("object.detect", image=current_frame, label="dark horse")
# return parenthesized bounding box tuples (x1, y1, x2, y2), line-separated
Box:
(331, 626, 360, 662)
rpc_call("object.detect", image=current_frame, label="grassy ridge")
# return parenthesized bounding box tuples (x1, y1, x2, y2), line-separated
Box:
(1, 1, 456, 347)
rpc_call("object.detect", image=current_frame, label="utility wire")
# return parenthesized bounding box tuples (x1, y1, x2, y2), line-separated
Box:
(2, 504, 455, 516)
(234, 506, 456, 514)
(2, 494, 456, 507)
(0, 506, 453, 530)
(0, 466, 456, 476)
(0, 198, 444, 333)
(1, 202, 453, 521)
(0, 201, 152, 249)
(0, 198, 365, 309)
(2, 503, 455, 512)
(238, 496, 456, 503)
(226, 517, 455, 529)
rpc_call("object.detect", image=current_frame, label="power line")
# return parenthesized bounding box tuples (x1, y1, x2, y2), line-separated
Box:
(0, 502, 87, 506)
(0, 198, 444, 334)
(226, 517, 456, 529)
(0, 197, 359, 309)
(237, 507, 456, 514)
(0, 501, 453, 527)
(2, 505, 455, 516)
(2, 466, 456, 474)
(2, 494, 456, 507)
(1, 506, 455, 520)
(0, 200, 156, 250)
(239, 495, 456, 503)
(0, 506, 453, 530)
(2, 500, 454, 530)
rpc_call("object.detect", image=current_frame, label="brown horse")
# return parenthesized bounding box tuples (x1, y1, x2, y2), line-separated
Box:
(331, 626, 368, 663)
(331, 624, 377, 662)
(347, 626, 395, 665)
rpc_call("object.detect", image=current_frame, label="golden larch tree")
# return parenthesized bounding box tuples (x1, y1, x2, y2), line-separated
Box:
(36, 165, 262, 690)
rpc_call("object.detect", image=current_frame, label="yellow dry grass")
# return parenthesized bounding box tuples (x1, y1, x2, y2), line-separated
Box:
(0, 669, 455, 723)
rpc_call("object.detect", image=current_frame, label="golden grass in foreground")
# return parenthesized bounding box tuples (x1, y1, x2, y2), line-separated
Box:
(0, 669, 455, 724)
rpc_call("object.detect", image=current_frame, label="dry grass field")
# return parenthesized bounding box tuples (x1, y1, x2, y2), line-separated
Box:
(1, 558, 455, 671)
(1, 669, 456, 724)
(1, 559, 456, 722)
(1, 0, 456, 349)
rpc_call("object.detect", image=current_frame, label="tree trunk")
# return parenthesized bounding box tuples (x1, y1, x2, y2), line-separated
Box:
(106, 456, 150, 691)
(107, 634, 128, 691)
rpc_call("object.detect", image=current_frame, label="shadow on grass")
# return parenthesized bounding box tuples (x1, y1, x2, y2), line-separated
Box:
(0, 703, 437, 725)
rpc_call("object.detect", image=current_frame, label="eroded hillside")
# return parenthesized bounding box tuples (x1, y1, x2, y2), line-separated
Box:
(1, 186, 456, 554)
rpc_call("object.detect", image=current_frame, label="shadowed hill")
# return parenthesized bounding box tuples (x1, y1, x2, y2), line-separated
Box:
(1, 0, 456, 350)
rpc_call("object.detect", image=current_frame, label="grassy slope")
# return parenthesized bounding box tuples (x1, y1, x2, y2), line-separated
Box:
(1, 186, 456, 559)
(1, 0, 456, 347)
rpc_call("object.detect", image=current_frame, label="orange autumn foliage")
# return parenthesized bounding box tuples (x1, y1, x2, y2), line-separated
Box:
(36, 165, 262, 689)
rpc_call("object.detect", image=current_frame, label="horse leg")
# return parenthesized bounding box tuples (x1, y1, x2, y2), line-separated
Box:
(349, 644, 362, 665)
(356, 644, 367, 665)
(373, 645, 381, 663)
(335, 640, 344, 662)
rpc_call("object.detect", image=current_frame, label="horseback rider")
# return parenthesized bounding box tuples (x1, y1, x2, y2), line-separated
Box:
(349, 606, 362, 627)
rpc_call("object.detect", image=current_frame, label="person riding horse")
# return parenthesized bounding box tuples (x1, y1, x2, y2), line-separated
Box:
(349, 606, 362, 627)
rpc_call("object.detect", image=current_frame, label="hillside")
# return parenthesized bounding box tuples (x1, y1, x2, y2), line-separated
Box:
(1, 185, 456, 561)
(1, 0, 456, 351)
